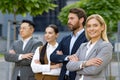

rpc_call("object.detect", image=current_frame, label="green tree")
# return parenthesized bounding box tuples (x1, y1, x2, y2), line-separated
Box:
(58, 0, 120, 40)
(0, 0, 57, 40)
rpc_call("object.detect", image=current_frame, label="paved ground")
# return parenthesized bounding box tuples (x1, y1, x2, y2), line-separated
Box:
(0, 57, 13, 80)
(0, 57, 7, 80)
(0, 57, 120, 80)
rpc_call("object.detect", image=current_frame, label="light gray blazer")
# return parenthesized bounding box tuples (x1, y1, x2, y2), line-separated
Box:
(66, 39, 113, 80)
(4, 38, 43, 80)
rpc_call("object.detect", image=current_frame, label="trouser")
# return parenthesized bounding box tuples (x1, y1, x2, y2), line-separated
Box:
(64, 75, 70, 80)
(17, 76, 20, 80)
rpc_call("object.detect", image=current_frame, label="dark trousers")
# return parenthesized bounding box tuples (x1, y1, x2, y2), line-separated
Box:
(64, 75, 70, 80)
(17, 76, 20, 80)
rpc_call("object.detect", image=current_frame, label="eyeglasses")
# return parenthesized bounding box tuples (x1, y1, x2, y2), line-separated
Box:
(18, 27, 31, 31)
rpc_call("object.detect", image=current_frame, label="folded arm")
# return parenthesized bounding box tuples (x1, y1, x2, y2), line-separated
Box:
(67, 43, 113, 75)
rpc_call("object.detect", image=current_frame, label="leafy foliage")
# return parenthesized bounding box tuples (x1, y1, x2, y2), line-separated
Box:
(0, 0, 57, 40)
(0, 0, 57, 16)
(58, 0, 120, 36)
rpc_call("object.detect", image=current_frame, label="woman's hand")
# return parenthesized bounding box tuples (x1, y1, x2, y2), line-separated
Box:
(50, 63, 62, 69)
(34, 59, 41, 64)
(56, 50, 63, 55)
(85, 58, 103, 67)
(68, 54, 79, 62)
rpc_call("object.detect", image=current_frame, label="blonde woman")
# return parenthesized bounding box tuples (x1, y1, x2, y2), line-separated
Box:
(66, 14, 113, 80)
(31, 24, 61, 80)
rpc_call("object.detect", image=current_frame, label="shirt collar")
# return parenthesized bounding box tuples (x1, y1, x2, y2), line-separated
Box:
(47, 42, 58, 48)
(87, 40, 97, 49)
(22, 36, 32, 43)
(70, 29, 84, 37)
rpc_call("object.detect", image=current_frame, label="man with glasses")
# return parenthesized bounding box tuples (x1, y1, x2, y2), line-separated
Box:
(4, 20, 43, 80)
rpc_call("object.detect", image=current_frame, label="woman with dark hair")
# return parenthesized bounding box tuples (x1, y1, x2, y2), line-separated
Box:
(31, 24, 61, 80)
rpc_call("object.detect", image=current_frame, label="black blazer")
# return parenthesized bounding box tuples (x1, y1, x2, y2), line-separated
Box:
(50, 31, 87, 80)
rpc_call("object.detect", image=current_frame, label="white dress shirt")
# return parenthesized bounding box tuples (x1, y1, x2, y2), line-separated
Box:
(79, 41, 97, 80)
(31, 42, 61, 76)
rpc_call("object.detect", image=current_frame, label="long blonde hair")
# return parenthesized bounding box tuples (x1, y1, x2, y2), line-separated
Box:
(85, 14, 109, 42)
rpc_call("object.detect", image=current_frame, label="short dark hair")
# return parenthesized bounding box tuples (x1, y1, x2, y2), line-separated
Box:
(21, 20, 35, 28)
(69, 8, 87, 26)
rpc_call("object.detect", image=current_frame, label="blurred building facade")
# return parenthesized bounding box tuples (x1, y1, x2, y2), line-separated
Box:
(0, 0, 78, 52)
(0, 0, 78, 40)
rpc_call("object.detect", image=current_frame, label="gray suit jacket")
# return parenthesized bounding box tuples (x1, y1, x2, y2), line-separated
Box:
(66, 39, 113, 80)
(4, 38, 43, 80)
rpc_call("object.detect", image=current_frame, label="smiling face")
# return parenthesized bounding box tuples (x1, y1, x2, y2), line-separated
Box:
(86, 18, 104, 41)
(44, 27, 58, 43)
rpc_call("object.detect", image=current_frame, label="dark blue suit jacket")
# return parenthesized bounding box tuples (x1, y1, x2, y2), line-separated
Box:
(50, 31, 87, 80)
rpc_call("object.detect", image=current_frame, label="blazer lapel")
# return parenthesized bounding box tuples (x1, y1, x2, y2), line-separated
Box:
(19, 40, 23, 52)
(81, 44, 88, 60)
(85, 39, 103, 60)
(71, 31, 86, 54)
(66, 35, 72, 55)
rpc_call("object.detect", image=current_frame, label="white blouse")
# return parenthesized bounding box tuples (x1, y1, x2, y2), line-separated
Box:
(31, 42, 61, 76)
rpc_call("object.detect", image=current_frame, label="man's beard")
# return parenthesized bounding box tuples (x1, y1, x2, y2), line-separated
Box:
(68, 23, 79, 31)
